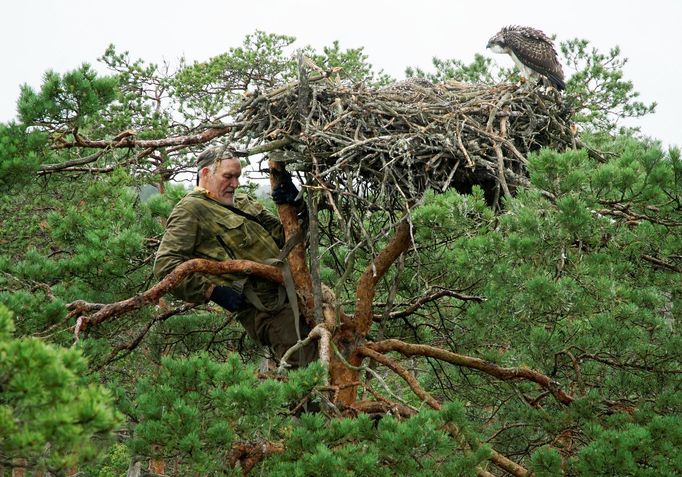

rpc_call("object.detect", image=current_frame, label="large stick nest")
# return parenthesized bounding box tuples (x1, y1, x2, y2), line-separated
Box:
(231, 73, 574, 209)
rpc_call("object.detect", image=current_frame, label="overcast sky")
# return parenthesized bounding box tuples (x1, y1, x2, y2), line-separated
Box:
(3, 0, 680, 147)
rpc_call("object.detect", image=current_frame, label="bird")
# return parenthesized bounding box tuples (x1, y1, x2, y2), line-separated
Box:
(487, 26, 565, 91)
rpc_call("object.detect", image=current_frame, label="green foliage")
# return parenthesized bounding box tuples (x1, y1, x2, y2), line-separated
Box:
(127, 353, 490, 476)
(530, 446, 563, 476)
(0, 122, 48, 187)
(406, 53, 507, 84)
(0, 30, 678, 476)
(573, 415, 682, 476)
(0, 304, 119, 472)
(270, 405, 487, 477)
(305, 40, 393, 86)
(0, 170, 167, 340)
(130, 354, 322, 474)
(81, 443, 130, 477)
(17, 64, 118, 131)
(172, 31, 298, 121)
(400, 140, 680, 473)
(561, 39, 656, 132)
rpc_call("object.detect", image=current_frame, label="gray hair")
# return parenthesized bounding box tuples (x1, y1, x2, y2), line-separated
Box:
(196, 145, 240, 171)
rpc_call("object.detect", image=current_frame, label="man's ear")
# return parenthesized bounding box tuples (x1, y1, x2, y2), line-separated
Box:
(197, 167, 209, 186)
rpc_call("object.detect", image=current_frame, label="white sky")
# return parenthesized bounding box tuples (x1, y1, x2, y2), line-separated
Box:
(3, 0, 681, 147)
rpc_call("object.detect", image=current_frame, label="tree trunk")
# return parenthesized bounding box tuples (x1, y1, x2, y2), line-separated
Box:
(268, 159, 315, 326)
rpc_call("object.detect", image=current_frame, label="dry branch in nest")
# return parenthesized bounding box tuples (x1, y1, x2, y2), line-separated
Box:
(232, 74, 575, 211)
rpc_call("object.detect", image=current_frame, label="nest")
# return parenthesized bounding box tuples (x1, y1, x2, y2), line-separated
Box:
(231, 74, 574, 209)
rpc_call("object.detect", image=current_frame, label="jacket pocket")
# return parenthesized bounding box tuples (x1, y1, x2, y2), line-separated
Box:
(217, 216, 253, 250)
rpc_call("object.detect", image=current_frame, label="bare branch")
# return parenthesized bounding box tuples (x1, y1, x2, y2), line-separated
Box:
(373, 288, 485, 322)
(642, 254, 682, 273)
(366, 339, 574, 405)
(277, 324, 331, 376)
(359, 345, 441, 409)
(53, 125, 237, 149)
(355, 221, 412, 335)
(68, 258, 282, 338)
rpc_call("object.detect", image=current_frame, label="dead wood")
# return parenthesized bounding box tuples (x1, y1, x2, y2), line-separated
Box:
(231, 75, 574, 212)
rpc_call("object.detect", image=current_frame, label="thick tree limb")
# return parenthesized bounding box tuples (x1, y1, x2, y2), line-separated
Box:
(268, 160, 315, 326)
(53, 125, 237, 149)
(367, 339, 574, 405)
(331, 221, 412, 407)
(68, 258, 282, 338)
(38, 150, 106, 174)
(355, 221, 412, 335)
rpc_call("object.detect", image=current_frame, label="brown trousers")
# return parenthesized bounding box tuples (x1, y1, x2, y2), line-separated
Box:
(236, 304, 317, 368)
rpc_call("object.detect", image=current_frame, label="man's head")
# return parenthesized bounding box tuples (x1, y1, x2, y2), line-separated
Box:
(197, 145, 242, 206)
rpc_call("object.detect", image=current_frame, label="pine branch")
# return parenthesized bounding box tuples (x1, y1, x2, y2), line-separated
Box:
(95, 303, 198, 370)
(373, 288, 485, 322)
(355, 221, 412, 336)
(52, 124, 237, 149)
(366, 339, 575, 405)
(67, 258, 282, 338)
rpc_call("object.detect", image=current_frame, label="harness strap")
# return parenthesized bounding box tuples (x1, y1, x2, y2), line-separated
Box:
(274, 231, 304, 343)
(241, 231, 305, 343)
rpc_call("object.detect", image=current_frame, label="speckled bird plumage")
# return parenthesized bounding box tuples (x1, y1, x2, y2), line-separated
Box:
(487, 26, 565, 91)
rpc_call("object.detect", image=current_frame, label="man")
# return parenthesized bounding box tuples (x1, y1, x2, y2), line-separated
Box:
(153, 145, 316, 368)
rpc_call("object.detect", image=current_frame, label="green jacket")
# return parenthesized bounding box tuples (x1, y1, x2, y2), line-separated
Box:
(153, 188, 285, 306)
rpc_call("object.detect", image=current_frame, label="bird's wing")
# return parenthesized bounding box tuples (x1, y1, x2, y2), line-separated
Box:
(505, 29, 565, 89)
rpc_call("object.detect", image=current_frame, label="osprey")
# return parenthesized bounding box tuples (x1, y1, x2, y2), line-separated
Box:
(487, 26, 565, 91)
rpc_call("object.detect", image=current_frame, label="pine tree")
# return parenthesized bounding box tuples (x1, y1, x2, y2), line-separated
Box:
(0, 304, 119, 473)
(1, 30, 679, 476)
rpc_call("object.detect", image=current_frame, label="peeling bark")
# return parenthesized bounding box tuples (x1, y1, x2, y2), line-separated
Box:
(268, 160, 315, 327)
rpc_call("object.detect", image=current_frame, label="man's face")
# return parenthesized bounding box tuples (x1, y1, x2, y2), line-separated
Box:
(202, 158, 241, 205)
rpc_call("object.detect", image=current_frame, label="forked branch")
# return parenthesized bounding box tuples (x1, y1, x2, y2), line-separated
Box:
(355, 221, 412, 335)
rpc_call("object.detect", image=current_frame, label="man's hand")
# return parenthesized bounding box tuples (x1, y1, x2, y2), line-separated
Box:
(272, 174, 299, 205)
(210, 286, 244, 312)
